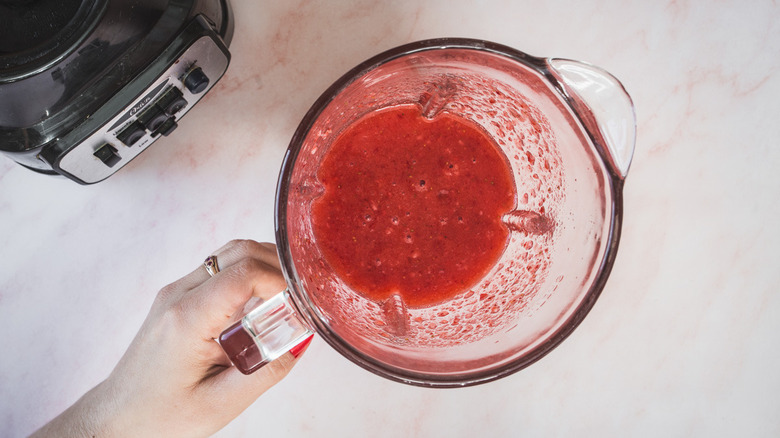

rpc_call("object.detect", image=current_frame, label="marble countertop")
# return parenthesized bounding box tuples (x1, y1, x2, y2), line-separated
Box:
(2, 1, 779, 436)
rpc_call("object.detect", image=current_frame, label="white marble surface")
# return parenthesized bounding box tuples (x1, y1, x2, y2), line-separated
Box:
(2, 1, 779, 436)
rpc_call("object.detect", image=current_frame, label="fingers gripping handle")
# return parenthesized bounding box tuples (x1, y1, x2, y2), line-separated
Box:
(218, 290, 314, 374)
(547, 59, 636, 179)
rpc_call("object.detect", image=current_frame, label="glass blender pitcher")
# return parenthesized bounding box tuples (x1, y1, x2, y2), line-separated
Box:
(219, 38, 635, 387)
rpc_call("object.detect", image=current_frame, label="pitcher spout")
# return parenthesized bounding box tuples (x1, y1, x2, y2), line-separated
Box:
(547, 59, 636, 179)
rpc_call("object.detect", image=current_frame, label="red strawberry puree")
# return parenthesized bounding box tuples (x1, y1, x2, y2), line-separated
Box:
(312, 104, 516, 308)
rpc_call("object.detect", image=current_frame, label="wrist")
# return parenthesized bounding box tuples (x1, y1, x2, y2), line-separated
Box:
(31, 379, 121, 437)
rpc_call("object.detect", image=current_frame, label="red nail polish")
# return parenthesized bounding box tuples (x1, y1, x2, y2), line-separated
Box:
(289, 335, 314, 358)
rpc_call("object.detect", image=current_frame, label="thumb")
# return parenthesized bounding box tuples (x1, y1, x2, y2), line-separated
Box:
(203, 336, 313, 412)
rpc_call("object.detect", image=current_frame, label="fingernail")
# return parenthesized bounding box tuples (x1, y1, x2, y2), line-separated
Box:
(289, 335, 314, 358)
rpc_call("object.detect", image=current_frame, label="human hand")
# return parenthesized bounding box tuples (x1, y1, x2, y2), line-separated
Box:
(32, 240, 312, 437)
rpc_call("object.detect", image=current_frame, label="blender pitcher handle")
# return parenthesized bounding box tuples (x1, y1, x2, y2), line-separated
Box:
(547, 59, 636, 178)
(218, 289, 314, 374)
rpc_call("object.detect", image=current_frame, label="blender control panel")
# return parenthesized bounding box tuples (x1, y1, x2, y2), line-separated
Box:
(57, 36, 229, 184)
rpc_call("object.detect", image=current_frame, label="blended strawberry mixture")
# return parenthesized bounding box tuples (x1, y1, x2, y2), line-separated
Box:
(312, 104, 516, 307)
